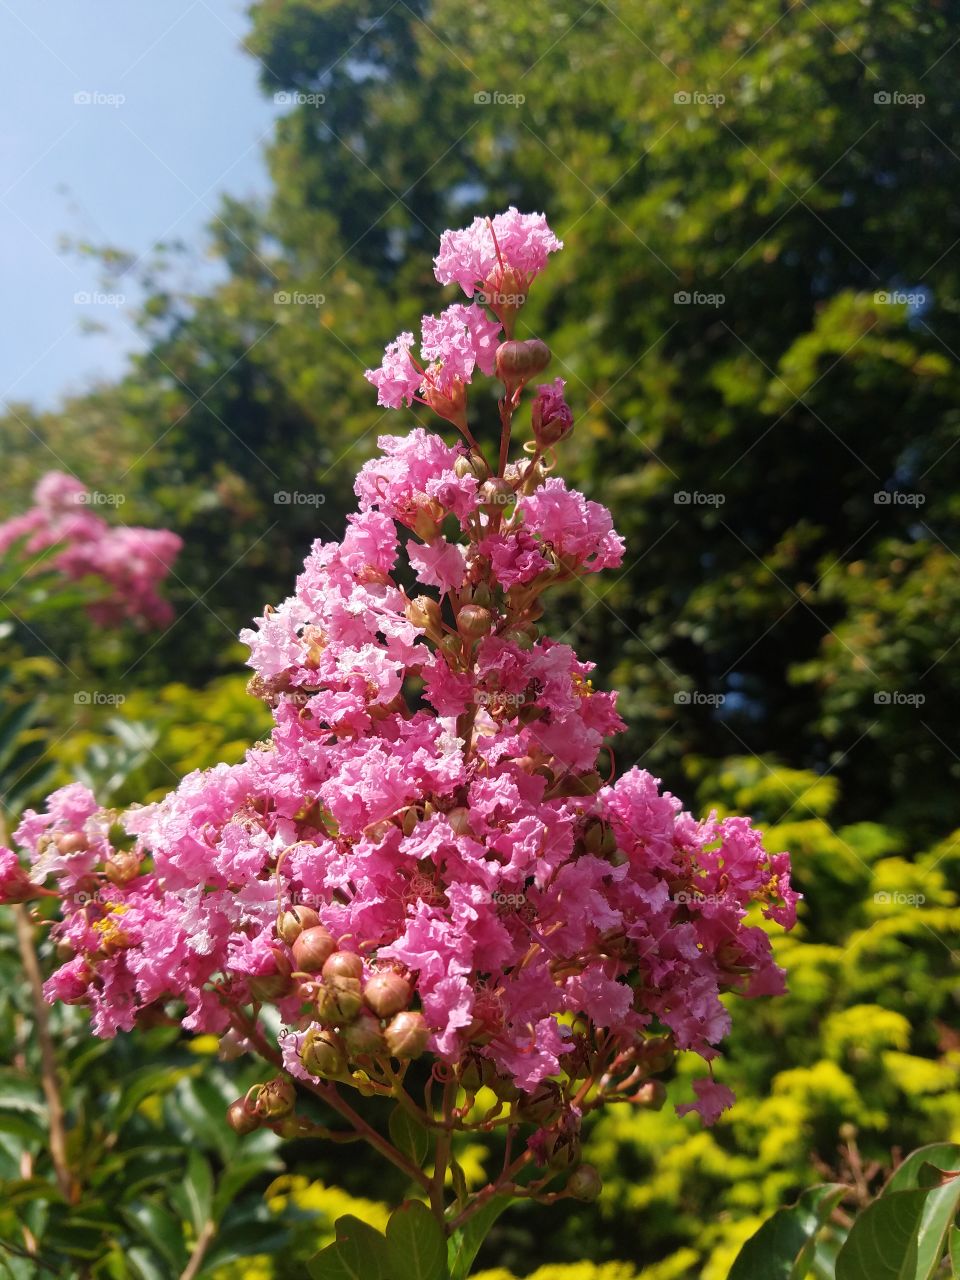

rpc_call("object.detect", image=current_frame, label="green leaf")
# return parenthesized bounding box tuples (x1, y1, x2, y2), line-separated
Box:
(447, 1194, 512, 1280)
(949, 1225, 960, 1275)
(180, 1151, 213, 1235)
(201, 1219, 290, 1270)
(389, 1105, 431, 1169)
(385, 1200, 447, 1280)
(887, 1145, 960, 1193)
(835, 1183, 960, 1280)
(211, 1153, 280, 1223)
(307, 1216, 388, 1280)
(729, 1184, 846, 1280)
(122, 1201, 189, 1273)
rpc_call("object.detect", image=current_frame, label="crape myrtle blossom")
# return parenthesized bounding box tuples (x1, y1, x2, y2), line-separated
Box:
(0, 470, 182, 627)
(0, 212, 796, 1224)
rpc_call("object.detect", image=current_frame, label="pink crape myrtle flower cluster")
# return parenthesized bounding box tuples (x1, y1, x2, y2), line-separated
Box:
(1, 212, 796, 1215)
(0, 470, 182, 628)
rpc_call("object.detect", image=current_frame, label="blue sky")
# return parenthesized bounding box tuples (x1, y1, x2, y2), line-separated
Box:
(0, 0, 279, 410)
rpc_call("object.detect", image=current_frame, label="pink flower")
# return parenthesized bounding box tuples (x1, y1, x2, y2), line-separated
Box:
(434, 207, 563, 297)
(518, 478, 625, 572)
(4, 213, 794, 1139)
(0, 472, 181, 628)
(408, 538, 467, 594)
(677, 1078, 737, 1126)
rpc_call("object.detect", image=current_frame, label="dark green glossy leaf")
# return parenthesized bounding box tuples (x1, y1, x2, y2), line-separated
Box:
(729, 1184, 846, 1280)
(122, 1201, 189, 1273)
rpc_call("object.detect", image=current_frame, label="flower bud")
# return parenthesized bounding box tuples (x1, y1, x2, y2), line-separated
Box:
(248, 946, 293, 1001)
(447, 806, 474, 836)
(364, 971, 412, 1018)
(226, 1098, 261, 1135)
(316, 975, 363, 1024)
(494, 339, 551, 392)
(103, 850, 141, 886)
(56, 831, 88, 856)
(218, 1028, 247, 1061)
(637, 1036, 675, 1075)
(255, 1077, 297, 1120)
(301, 1027, 346, 1077)
(423, 377, 468, 432)
(292, 925, 337, 973)
(343, 1008, 386, 1056)
(632, 1080, 667, 1109)
(384, 1010, 430, 1059)
(457, 605, 492, 639)
(322, 950, 363, 982)
(454, 451, 490, 481)
(412, 501, 445, 542)
(479, 477, 514, 512)
(471, 582, 493, 608)
(567, 1163, 603, 1202)
(519, 1080, 563, 1126)
(405, 595, 443, 636)
(488, 1072, 521, 1104)
(531, 378, 574, 446)
(277, 905, 321, 946)
(502, 627, 535, 651)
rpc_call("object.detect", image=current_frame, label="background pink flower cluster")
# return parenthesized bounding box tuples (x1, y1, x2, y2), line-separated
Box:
(0, 470, 182, 628)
